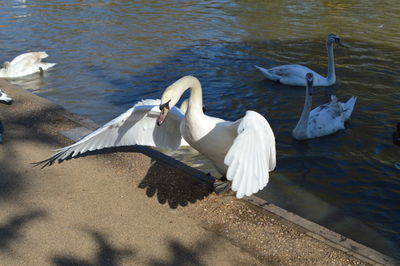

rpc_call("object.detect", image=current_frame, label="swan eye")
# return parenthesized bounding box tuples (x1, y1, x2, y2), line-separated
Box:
(159, 100, 170, 111)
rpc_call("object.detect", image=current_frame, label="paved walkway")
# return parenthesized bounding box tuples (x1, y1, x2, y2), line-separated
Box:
(0, 79, 395, 265)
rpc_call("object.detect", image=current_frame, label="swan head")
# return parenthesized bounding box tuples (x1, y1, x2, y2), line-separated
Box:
(305, 73, 314, 95)
(0, 89, 13, 105)
(157, 76, 202, 126)
(157, 99, 171, 126)
(157, 83, 182, 126)
(327, 34, 343, 47)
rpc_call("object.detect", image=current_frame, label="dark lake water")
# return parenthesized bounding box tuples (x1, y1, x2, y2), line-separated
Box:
(1, 0, 399, 259)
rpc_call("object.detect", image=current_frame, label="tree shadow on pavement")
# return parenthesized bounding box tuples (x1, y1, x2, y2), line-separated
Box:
(149, 238, 210, 266)
(0, 209, 47, 252)
(51, 228, 249, 266)
(138, 159, 213, 209)
(52, 229, 135, 266)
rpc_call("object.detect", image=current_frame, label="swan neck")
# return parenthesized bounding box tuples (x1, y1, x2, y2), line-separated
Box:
(326, 42, 336, 83)
(294, 87, 312, 137)
(188, 83, 203, 113)
(163, 76, 204, 114)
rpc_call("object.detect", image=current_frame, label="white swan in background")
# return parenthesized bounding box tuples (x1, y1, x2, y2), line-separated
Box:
(255, 34, 344, 86)
(292, 73, 357, 140)
(38, 76, 276, 199)
(0, 52, 56, 78)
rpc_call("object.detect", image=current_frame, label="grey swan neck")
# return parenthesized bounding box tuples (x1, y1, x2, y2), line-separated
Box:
(293, 85, 312, 139)
(326, 42, 336, 84)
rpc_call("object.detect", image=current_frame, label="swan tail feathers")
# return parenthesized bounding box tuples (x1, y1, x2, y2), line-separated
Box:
(38, 62, 56, 71)
(254, 65, 280, 81)
(343, 96, 357, 121)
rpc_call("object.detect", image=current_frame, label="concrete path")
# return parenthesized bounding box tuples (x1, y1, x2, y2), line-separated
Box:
(0, 79, 396, 265)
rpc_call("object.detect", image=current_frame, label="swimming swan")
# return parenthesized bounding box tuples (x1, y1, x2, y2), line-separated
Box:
(0, 52, 56, 78)
(37, 76, 276, 198)
(255, 34, 344, 87)
(292, 73, 357, 140)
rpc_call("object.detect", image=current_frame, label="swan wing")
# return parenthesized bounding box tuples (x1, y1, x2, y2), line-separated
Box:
(37, 99, 185, 167)
(9, 52, 48, 66)
(307, 98, 346, 138)
(224, 111, 276, 198)
(5, 52, 55, 77)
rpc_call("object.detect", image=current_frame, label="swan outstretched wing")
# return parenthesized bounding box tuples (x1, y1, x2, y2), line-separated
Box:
(37, 99, 185, 167)
(10, 52, 48, 65)
(224, 111, 276, 198)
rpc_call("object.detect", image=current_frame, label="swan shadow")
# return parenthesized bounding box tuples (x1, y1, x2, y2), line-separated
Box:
(36, 142, 214, 209)
(138, 158, 213, 209)
(149, 238, 207, 266)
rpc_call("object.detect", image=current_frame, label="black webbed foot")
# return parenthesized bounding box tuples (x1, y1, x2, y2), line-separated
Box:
(213, 176, 231, 194)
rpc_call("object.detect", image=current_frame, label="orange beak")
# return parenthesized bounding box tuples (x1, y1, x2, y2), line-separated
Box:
(157, 107, 169, 126)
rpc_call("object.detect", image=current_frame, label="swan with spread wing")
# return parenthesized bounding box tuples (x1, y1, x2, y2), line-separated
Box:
(0, 52, 56, 78)
(37, 76, 276, 198)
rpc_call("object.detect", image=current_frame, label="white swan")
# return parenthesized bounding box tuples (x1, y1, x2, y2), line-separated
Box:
(38, 76, 276, 198)
(292, 73, 357, 140)
(255, 34, 343, 86)
(0, 52, 56, 78)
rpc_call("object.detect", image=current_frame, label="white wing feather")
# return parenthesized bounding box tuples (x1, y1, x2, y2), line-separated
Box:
(224, 111, 276, 198)
(9, 52, 48, 65)
(38, 99, 185, 166)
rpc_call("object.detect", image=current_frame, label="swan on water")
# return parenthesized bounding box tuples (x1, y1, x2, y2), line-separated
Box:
(0, 52, 56, 78)
(37, 76, 276, 199)
(255, 34, 344, 87)
(0, 88, 13, 143)
(292, 73, 357, 140)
